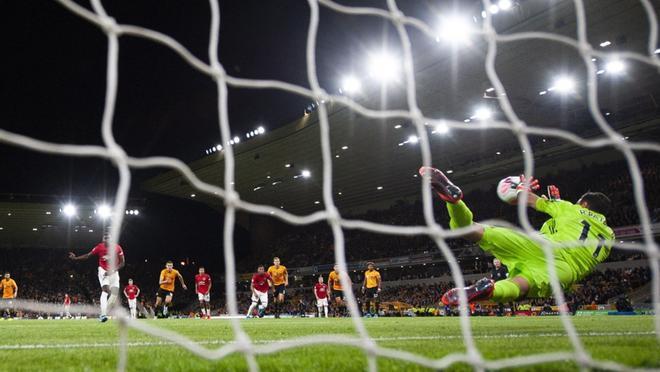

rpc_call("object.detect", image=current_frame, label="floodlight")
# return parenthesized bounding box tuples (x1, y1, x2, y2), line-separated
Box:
(473, 107, 492, 120)
(489, 4, 500, 14)
(498, 0, 513, 10)
(340, 75, 361, 94)
(367, 52, 400, 83)
(434, 122, 450, 134)
(97, 205, 112, 219)
(301, 169, 311, 178)
(408, 135, 419, 144)
(552, 76, 576, 94)
(437, 15, 473, 45)
(233, 136, 240, 143)
(604, 59, 625, 74)
(62, 203, 77, 217)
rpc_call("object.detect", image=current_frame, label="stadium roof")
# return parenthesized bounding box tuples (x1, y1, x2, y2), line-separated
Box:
(144, 0, 660, 215)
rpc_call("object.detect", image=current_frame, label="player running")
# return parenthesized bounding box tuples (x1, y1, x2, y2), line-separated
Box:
(123, 279, 140, 319)
(1, 273, 18, 319)
(328, 264, 348, 317)
(155, 261, 187, 318)
(267, 257, 288, 319)
(69, 231, 125, 322)
(195, 267, 212, 319)
(361, 262, 381, 317)
(418, 167, 614, 305)
(314, 275, 329, 318)
(247, 265, 273, 318)
(63, 294, 72, 319)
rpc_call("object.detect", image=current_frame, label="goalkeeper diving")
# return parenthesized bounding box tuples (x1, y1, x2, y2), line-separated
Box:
(418, 167, 614, 305)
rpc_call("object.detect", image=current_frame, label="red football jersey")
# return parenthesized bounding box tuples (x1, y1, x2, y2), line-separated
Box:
(314, 283, 328, 299)
(195, 273, 212, 294)
(251, 273, 271, 292)
(124, 284, 139, 300)
(64, 295, 71, 305)
(89, 242, 124, 271)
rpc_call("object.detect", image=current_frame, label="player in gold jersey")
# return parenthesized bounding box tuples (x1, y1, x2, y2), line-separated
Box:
(328, 264, 350, 317)
(155, 261, 187, 318)
(267, 257, 288, 318)
(361, 262, 381, 317)
(1, 273, 18, 319)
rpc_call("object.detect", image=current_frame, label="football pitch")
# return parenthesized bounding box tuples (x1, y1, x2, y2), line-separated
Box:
(0, 316, 658, 371)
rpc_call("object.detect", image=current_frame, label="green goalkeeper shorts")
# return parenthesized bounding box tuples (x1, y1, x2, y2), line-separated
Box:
(479, 226, 576, 298)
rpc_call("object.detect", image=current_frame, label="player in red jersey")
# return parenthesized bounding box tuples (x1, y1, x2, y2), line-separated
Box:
(195, 267, 212, 319)
(63, 294, 72, 319)
(314, 275, 329, 318)
(123, 279, 140, 319)
(69, 230, 125, 322)
(246, 265, 273, 318)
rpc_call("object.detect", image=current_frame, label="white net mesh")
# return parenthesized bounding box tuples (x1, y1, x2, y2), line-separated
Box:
(2, 0, 660, 370)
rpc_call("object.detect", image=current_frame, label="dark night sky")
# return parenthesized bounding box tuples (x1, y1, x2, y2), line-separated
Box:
(0, 0, 454, 266)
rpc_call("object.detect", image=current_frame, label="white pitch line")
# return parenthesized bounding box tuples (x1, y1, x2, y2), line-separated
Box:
(0, 331, 654, 351)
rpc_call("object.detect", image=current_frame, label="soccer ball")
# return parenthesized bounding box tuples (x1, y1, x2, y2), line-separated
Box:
(497, 176, 521, 203)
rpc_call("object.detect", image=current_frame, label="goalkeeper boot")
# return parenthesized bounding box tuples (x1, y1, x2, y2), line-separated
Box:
(418, 167, 462, 204)
(441, 277, 494, 306)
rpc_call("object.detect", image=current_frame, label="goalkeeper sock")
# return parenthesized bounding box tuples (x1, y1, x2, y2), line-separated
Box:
(447, 200, 474, 230)
(100, 292, 108, 316)
(163, 305, 168, 316)
(491, 280, 521, 303)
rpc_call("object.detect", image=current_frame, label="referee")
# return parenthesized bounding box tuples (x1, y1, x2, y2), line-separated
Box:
(490, 258, 512, 316)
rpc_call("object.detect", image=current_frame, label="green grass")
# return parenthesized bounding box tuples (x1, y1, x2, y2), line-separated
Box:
(0, 316, 658, 371)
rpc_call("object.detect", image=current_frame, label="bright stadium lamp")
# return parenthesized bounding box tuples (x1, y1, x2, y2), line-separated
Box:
(473, 107, 492, 120)
(605, 59, 625, 75)
(97, 204, 112, 219)
(408, 135, 419, 144)
(437, 15, 473, 45)
(498, 0, 513, 11)
(367, 52, 400, 83)
(340, 75, 361, 94)
(434, 122, 450, 134)
(552, 76, 576, 94)
(62, 203, 77, 217)
(301, 169, 311, 178)
(257, 126, 265, 134)
(233, 136, 240, 144)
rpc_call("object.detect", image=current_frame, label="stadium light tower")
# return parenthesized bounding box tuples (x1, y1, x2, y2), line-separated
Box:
(437, 15, 473, 45)
(367, 52, 400, 83)
(552, 76, 576, 94)
(96, 204, 112, 219)
(340, 75, 361, 95)
(62, 203, 77, 218)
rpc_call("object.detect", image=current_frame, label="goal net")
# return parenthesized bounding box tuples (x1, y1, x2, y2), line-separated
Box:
(2, 0, 659, 370)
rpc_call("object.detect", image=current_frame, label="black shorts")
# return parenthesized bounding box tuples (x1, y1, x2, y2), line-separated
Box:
(332, 290, 344, 300)
(157, 288, 174, 299)
(274, 284, 286, 296)
(364, 287, 379, 299)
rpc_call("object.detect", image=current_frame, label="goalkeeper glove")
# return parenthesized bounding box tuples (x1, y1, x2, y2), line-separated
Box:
(515, 174, 540, 194)
(547, 185, 561, 200)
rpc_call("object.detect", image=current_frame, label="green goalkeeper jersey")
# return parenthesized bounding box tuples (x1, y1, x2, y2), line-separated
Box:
(535, 198, 615, 279)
